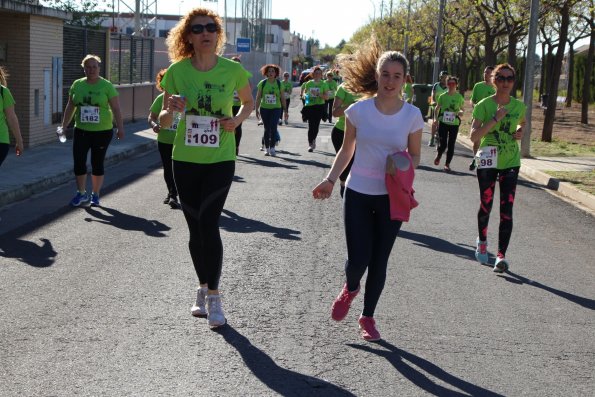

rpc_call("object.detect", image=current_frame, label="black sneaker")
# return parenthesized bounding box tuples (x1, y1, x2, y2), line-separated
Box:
(163, 194, 170, 204)
(168, 196, 181, 209)
(469, 159, 477, 171)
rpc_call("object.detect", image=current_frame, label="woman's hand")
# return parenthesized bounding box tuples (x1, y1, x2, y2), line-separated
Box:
(168, 95, 186, 113)
(513, 126, 523, 140)
(312, 180, 333, 200)
(495, 105, 508, 121)
(220, 117, 237, 131)
(152, 123, 160, 133)
(116, 128, 125, 140)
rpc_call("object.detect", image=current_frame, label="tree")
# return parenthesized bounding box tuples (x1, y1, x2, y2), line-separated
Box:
(39, 0, 109, 27)
(580, 5, 594, 124)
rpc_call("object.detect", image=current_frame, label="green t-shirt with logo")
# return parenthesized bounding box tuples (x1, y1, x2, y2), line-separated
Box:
(0, 85, 16, 144)
(150, 93, 176, 145)
(303, 80, 329, 106)
(473, 96, 526, 169)
(257, 79, 283, 109)
(432, 83, 447, 105)
(281, 80, 293, 98)
(436, 92, 465, 126)
(161, 57, 249, 164)
(325, 79, 338, 99)
(69, 77, 118, 131)
(333, 84, 360, 132)
(471, 81, 496, 105)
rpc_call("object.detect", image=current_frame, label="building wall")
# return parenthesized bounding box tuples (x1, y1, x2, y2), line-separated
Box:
(28, 15, 63, 147)
(0, 12, 30, 145)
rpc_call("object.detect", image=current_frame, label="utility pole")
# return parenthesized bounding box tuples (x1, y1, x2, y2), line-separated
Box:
(431, 0, 446, 84)
(521, 0, 540, 157)
(403, 0, 412, 56)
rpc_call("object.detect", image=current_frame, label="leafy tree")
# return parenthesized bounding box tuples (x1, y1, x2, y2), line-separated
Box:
(39, 0, 110, 27)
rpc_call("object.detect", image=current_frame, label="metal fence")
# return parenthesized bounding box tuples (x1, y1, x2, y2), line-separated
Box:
(109, 34, 154, 85)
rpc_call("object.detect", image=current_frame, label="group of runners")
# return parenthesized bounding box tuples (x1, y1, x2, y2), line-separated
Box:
(0, 6, 527, 342)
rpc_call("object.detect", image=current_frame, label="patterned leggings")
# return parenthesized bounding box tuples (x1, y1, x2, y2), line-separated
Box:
(477, 167, 520, 257)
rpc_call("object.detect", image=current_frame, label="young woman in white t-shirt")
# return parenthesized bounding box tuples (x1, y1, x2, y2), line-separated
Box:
(312, 38, 423, 342)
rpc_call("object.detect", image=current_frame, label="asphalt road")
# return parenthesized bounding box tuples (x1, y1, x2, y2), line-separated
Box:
(1, 103, 594, 396)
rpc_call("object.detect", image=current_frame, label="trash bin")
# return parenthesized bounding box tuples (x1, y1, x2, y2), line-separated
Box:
(412, 84, 432, 121)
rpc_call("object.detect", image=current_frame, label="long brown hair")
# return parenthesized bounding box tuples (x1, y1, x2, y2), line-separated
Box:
(0, 66, 8, 86)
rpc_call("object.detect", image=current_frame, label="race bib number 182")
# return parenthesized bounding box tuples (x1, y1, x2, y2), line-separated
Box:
(185, 115, 220, 148)
(80, 106, 100, 123)
(476, 146, 498, 169)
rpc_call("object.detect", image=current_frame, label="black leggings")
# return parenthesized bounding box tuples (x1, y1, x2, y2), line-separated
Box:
(72, 128, 113, 176)
(344, 188, 402, 317)
(437, 123, 459, 165)
(330, 127, 354, 183)
(157, 142, 177, 197)
(232, 105, 242, 154)
(0, 143, 9, 167)
(477, 167, 520, 257)
(173, 160, 235, 290)
(325, 99, 334, 122)
(305, 104, 325, 144)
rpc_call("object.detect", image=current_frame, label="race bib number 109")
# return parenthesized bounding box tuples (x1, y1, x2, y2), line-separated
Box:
(185, 115, 220, 148)
(476, 146, 498, 169)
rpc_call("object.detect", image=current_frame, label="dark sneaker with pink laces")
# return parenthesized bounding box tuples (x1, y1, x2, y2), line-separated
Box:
(358, 316, 381, 341)
(331, 283, 360, 321)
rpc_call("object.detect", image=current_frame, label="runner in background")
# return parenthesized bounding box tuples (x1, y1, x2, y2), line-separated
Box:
(300, 66, 328, 152)
(254, 64, 287, 156)
(158, 7, 254, 328)
(330, 82, 360, 198)
(433, 76, 464, 172)
(324, 70, 338, 124)
(280, 72, 293, 125)
(403, 74, 413, 104)
(470, 63, 525, 273)
(0, 66, 24, 167)
(469, 66, 495, 170)
(60, 54, 125, 207)
(230, 56, 252, 155)
(428, 71, 448, 147)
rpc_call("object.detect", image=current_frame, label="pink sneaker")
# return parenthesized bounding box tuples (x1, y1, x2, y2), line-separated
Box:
(358, 316, 381, 341)
(331, 283, 360, 321)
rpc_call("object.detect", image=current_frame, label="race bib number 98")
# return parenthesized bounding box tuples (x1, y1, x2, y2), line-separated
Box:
(185, 115, 220, 148)
(476, 146, 498, 169)
(80, 106, 100, 123)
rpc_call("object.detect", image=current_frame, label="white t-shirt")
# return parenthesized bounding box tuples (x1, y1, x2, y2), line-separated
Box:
(344, 98, 424, 195)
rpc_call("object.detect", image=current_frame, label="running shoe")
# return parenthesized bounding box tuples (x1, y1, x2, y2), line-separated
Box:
(90, 192, 100, 207)
(270, 147, 276, 157)
(168, 195, 181, 209)
(264, 148, 270, 156)
(163, 194, 171, 204)
(434, 154, 441, 166)
(358, 316, 381, 342)
(206, 294, 226, 328)
(331, 283, 360, 321)
(493, 256, 509, 273)
(444, 164, 451, 172)
(260, 145, 265, 151)
(70, 191, 90, 207)
(278, 120, 283, 126)
(428, 138, 435, 147)
(475, 238, 488, 264)
(191, 286, 208, 317)
(469, 158, 477, 171)
(284, 119, 288, 125)
(308, 145, 314, 153)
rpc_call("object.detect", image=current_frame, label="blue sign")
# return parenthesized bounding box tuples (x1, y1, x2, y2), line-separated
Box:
(236, 37, 251, 53)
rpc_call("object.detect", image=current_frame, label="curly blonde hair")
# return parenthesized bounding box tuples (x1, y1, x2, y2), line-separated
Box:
(166, 7, 226, 62)
(337, 36, 408, 98)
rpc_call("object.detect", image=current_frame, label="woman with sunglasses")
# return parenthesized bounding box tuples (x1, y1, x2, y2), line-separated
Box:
(300, 66, 328, 152)
(433, 76, 464, 172)
(470, 63, 525, 273)
(158, 7, 254, 328)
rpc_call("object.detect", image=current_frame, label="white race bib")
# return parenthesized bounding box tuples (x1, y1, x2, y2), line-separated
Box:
(443, 111, 456, 123)
(80, 106, 100, 123)
(185, 115, 220, 148)
(309, 87, 320, 98)
(326, 90, 334, 98)
(476, 146, 498, 169)
(265, 94, 277, 105)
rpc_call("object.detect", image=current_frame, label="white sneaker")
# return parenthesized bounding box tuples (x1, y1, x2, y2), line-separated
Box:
(264, 148, 270, 156)
(270, 147, 276, 156)
(207, 294, 226, 328)
(191, 287, 207, 317)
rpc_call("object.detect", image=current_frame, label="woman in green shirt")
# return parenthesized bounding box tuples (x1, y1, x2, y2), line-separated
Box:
(60, 54, 125, 207)
(280, 71, 293, 125)
(324, 70, 338, 123)
(255, 63, 287, 156)
(158, 7, 254, 328)
(433, 76, 464, 172)
(0, 66, 24, 167)
(300, 66, 328, 152)
(470, 64, 525, 273)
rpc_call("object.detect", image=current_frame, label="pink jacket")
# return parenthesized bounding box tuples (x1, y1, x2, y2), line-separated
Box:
(385, 151, 418, 222)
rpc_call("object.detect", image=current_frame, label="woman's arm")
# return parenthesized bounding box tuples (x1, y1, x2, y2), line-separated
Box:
(5, 105, 23, 155)
(108, 96, 125, 139)
(158, 91, 177, 129)
(148, 111, 160, 133)
(254, 85, 262, 119)
(470, 105, 508, 144)
(332, 97, 345, 118)
(407, 129, 422, 168)
(61, 96, 76, 129)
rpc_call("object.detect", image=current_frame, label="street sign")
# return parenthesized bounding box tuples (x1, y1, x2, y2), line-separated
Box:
(236, 38, 251, 53)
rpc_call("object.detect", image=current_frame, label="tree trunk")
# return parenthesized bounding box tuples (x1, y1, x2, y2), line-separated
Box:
(539, 41, 546, 97)
(508, 34, 519, 97)
(484, 32, 497, 67)
(459, 33, 469, 92)
(542, 2, 570, 142)
(581, 12, 594, 124)
(566, 43, 574, 107)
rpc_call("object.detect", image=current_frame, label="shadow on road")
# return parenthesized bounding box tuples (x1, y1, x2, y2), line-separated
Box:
(215, 325, 356, 396)
(498, 271, 595, 310)
(84, 206, 171, 237)
(220, 209, 301, 240)
(399, 230, 475, 261)
(237, 155, 299, 170)
(348, 340, 504, 396)
(0, 237, 56, 268)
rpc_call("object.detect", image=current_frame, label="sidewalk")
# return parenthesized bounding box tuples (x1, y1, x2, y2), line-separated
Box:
(0, 120, 157, 208)
(1, 120, 594, 214)
(456, 133, 595, 213)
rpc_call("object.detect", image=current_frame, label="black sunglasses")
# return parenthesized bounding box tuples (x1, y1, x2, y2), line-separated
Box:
(190, 23, 218, 34)
(495, 75, 515, 83)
